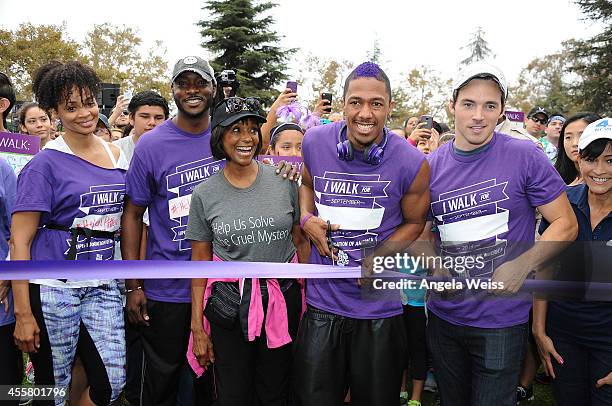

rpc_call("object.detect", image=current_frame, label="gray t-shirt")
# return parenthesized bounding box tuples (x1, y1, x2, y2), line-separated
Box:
(186, 161, 299, 262)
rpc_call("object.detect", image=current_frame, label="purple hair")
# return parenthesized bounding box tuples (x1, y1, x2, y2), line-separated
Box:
(353, 61, 382, 78)
(343, 61, 391, 99)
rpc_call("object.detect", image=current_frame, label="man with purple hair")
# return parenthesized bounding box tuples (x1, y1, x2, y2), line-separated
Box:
(294, 62, 430, 406)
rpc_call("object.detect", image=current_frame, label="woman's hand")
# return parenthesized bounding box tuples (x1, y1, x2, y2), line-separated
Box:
(192, 327, 215, 367)
(596, 371, 612, 388)
(409, 122, 433, 144)
(0, 280, 9, 312)
(14, 313, 40, 353)
(534, 331, 563, 379)
(270, 89, 298, 112)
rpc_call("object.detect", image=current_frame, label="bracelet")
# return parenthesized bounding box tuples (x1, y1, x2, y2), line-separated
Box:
(300, 213, 314, 230)
(126, 286, 143, 294)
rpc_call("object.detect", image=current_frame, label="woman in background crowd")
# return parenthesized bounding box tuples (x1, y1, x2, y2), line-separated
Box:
(554, 112, 601, 185)
(267, 122, 304, 157)
(18, 102, 52, 149)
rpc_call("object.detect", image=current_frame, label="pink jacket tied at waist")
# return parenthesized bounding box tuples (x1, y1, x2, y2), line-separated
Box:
(187, 254, 303, 377)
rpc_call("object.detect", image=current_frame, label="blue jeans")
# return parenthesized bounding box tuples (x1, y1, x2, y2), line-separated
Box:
(427, 312, 527, 406)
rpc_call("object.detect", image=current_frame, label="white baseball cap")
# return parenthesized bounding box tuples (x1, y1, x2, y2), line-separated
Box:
(578, 118, 612, 151)
(452, 61, 508, 101)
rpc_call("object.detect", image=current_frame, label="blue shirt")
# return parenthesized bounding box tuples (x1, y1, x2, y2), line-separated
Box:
(541, 184, 612, 342)
(0, 157, 17, 326)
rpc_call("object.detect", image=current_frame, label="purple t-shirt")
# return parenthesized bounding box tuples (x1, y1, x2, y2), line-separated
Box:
(302, 121, 425, 319)
(126, 119, 224, 303)
(0, 157, 16, 326)
(426, 132, 566, 328)
(13, 148, 125, 261)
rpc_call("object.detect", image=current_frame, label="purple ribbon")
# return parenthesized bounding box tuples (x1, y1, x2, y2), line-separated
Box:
(1, 261, 362, 280)
(276, 102, 304, 123)
(376, 270, 612, 294)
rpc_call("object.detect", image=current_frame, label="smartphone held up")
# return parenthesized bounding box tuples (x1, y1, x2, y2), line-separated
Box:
(321, 92, 333, 113)
(286, 81, 298, 93)
(419, 115, 433, 130)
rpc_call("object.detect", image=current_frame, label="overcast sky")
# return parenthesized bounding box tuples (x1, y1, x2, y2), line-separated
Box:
(0, 0, 603, 88)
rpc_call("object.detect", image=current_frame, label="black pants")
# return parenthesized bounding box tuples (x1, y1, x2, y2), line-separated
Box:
(402, 305, 427, 380)
(549, 330, 612, 405)
(0, 322, 21, 406)
(124, 313, 143, 405)
(140, 299, 192, 406)
(210, 282, 301, 406)
(293, 306, 407, 406)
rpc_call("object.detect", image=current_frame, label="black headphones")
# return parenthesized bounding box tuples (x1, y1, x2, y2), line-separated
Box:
(336, 124, 389, 165)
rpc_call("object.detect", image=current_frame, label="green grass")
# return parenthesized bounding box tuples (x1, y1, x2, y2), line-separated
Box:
(22, 353, 557, 406)
(412, 381, 555, 405)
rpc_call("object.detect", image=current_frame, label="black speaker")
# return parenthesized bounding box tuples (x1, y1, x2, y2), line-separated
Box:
(98, 83, 120, 108)
(97, 83, 120, 119)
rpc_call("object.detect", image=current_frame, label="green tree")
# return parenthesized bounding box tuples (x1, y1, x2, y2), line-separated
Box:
(0, 23, 81, 100)
(132, 41, 172, 101)
(84, 23, 142, 86)
(295, 53, 353, 112)
(566, 0, 612, 115)
(83, 24, 171, 100)
(198, 0, 296, 104)
(366, 37, 383, 64)
(392, 66, 452, 126)
(507, 42, 582, 115)
(460, 26, 495, 66)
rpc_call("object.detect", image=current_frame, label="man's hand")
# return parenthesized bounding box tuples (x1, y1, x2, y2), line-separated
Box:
(430, 265, 462, 297)
(192, 327, 215, 367)
(534, 332, 563, 379)
(312, 96, 330, 117)
(126, 290, 150, 326)
(409, 122, 433, 144)
(275, 161, 300, 182)
(596, 371, 612, 388)
(491, 258, 531, 295)
(301, 215, 339, 259)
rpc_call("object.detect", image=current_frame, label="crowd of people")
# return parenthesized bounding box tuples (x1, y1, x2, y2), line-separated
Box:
(0, 54, 610, 406)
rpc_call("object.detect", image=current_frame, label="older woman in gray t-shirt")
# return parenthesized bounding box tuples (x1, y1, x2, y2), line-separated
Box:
(186, 97, 309, 406)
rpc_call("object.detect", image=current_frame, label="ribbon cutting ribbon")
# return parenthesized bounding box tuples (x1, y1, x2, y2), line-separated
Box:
(1, 262, 610, 296)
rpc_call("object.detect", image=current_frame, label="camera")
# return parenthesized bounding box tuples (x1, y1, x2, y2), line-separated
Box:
(218, 70, 237, 87)
(215, 69, 240, 102)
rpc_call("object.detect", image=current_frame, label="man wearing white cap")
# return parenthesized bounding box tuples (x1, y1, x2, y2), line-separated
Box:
(422, 61, 578, 405)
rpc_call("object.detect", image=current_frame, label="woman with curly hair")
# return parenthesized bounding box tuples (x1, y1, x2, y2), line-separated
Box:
(10, 61, 127, 406)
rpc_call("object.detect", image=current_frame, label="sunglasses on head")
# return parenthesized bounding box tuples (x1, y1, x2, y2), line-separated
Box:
(224, 97, 261, 114)
(529, 116, 547, 125)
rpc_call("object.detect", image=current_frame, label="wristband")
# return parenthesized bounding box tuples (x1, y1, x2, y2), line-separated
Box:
(300, 213, 314, 230)
(126, 286, 143, 294)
